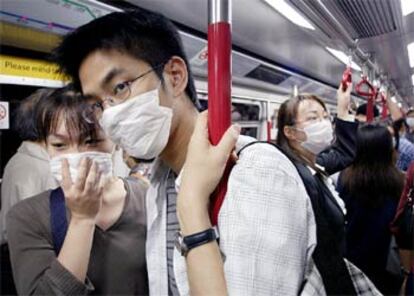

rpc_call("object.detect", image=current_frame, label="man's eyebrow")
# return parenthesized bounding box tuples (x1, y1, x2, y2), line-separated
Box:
(101, 68, 125, 89)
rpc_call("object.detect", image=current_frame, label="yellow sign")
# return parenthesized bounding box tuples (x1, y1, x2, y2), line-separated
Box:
(0, 55, 68, 81)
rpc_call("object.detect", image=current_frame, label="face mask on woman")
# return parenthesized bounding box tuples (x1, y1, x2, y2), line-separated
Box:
(50, 151, 113, 183)
(299, 119, 334, 155)
(99, 87, 173, 160)
(407, 118, 414, 128)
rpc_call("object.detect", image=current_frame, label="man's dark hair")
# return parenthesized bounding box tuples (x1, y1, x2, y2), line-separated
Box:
(356, 103, 379, 118)
(53, 8, 199, 107)
(13, 88, 53, 141)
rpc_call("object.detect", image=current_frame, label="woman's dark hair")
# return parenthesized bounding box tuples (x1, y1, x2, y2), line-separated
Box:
(36, 85, 99, 144)
(13, 89, 52, 141)
(53, 8, 199, 108)
(341, 123, 404, 206)
(276, 94, 327, 168)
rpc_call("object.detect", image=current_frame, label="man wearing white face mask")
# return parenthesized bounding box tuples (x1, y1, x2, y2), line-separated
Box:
(52, 8, 376, 296)
(404, 109, 414, 144)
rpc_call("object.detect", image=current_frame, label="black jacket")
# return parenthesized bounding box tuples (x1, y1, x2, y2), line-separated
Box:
(317, 118, 359, 175)
(299, 118, 359, 295)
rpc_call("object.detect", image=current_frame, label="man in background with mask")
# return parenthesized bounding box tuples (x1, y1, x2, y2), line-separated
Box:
(54, 9, 324, 295)
(404, 109, 414, 143)
(386, 95, 414, 171)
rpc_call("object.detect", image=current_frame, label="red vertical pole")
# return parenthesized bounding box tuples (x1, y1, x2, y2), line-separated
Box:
(208, 0, 232, 226)
(267, 121, 272, 142)
(366, 94, 375, 122)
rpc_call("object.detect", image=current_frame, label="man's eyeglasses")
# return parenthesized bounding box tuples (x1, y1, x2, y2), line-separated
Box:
(83, 63, 164, 122)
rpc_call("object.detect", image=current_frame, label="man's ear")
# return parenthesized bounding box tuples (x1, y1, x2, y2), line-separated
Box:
(164, 56, 188, 98)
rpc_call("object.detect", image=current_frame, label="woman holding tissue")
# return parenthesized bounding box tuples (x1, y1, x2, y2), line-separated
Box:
(6, 86, 148, 295)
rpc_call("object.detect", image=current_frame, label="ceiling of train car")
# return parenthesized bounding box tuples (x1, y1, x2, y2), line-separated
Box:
(127, 0, 350, 89)
(1, 0, 413, 105)
(318, 0, 414, 105)
(358, 7, 414, 102)
(127, 0, 414, 105)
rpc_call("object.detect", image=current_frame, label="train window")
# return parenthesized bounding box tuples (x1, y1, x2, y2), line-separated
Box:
(231, 102, 260, 121)
(197, 96, 263, 139)
(197, 97, 260, 122)
(241, 127, 258, 138)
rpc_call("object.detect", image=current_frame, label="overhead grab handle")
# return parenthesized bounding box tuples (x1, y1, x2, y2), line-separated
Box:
(356, 76, 377, 122)
(341, 53, 353, 92)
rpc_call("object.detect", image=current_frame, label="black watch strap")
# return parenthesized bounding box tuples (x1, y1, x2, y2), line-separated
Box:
(177, 227, 219, 256)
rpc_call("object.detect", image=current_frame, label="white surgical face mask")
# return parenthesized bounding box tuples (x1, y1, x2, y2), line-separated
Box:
(99, 87, 173, 160)
(300, 119, 333, 155)
(407, 118, 414, 128)
(50, 151, 113, 183)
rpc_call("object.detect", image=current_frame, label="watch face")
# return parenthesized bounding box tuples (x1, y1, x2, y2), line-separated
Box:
(174, 232, 188, 256)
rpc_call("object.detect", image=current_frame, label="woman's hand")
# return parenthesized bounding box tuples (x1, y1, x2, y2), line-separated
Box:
(385, 91, 404, 121)
(178, 111, 240, 215)
(61, 158, 104, 221)
(337, 81, 353, 120)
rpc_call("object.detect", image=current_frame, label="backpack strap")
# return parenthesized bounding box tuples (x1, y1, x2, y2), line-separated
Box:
(49, 187, 68, 255)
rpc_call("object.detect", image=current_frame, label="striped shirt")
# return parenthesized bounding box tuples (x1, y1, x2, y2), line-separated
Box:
(166, 170, 180, 295)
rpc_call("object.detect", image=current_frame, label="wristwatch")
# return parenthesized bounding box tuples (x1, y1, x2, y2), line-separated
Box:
(175, 227, 219, 257)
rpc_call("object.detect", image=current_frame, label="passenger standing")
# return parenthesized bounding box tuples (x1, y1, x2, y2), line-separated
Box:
(1, 89, 58, 295)
(355, 103, 380, 123)
(386, 95, 414, 172)
(338, 123, 404, 294)
(0, 89, 58, 245)
(276, 91, 381, 295)
(404, 109, 414, 143)
(391, 162, 414, 295)
(393, 118, 414, 171)
(6, 87, 148, 295)
(54, 9, 324, 295)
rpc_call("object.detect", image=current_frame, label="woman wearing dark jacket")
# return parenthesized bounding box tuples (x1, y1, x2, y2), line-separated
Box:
(338, 123, 404, 295)
(275, 84, 369, 295)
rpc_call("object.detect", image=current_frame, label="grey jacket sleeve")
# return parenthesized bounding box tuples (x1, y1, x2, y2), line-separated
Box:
(6, 199, 94, 295)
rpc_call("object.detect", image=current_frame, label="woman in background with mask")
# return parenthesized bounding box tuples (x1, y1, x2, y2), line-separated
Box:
(275, 84, 371, 294)
(6, 86, 148, 295)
